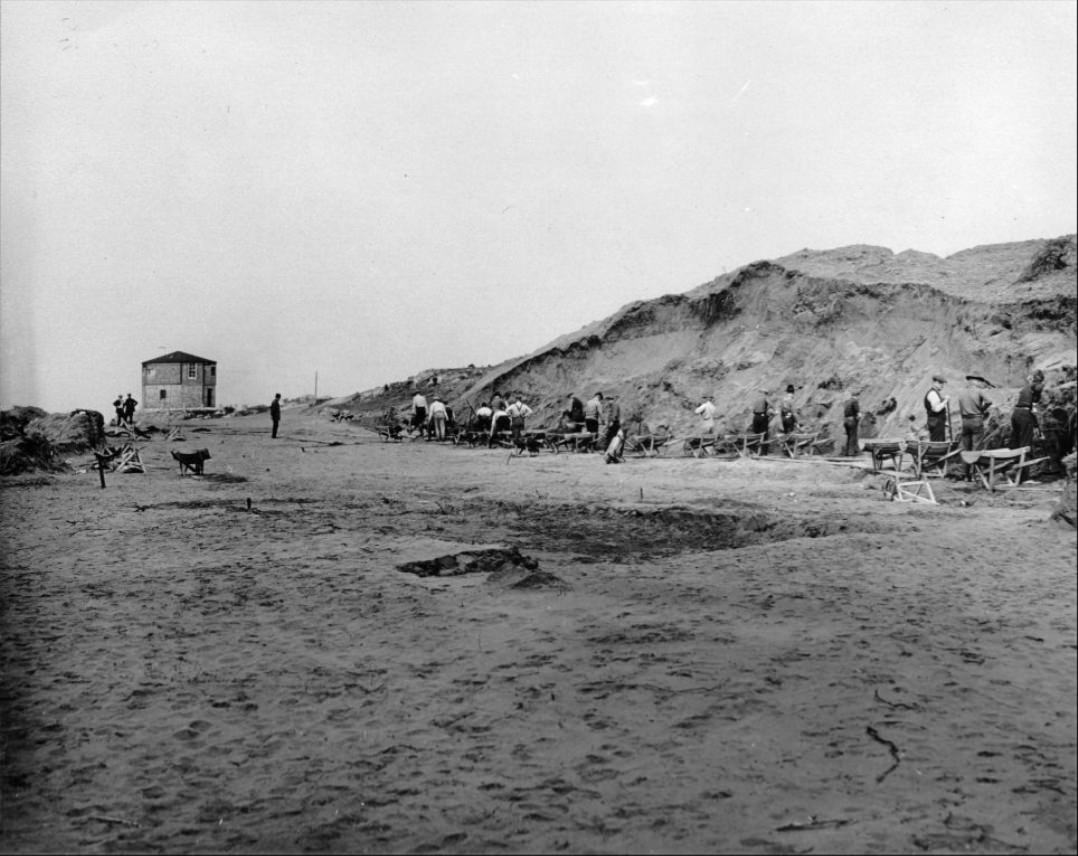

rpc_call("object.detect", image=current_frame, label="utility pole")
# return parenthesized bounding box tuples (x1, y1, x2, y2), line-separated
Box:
(315, 371, 318, 401)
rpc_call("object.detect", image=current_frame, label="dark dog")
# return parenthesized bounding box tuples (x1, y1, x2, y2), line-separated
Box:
(171, 448, 211, 475)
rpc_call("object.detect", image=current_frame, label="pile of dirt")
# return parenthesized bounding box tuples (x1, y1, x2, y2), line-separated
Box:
(326, 235, 1076, 447)
(0, 406, 47, 440)
(0, 408, 106, 475)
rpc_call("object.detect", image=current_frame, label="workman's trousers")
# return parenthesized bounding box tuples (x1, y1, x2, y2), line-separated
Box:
(927, 414, 947, 442)
(271, 419, 279, 439)
(960, 417, 984, 478)
(843, 417, 859, 457)
(432, 413, 446, 440)
(752, 413, 770, 455)
(1010, 408, 1036, 450)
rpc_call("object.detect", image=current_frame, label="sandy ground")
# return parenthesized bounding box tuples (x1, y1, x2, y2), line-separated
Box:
(1, 411, 1075, 855)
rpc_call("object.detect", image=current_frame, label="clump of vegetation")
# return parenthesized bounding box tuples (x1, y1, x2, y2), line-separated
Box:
(1018, 236, 1074, 282)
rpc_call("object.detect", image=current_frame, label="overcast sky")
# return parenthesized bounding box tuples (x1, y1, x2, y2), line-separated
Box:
(2, 0, 1075, 412)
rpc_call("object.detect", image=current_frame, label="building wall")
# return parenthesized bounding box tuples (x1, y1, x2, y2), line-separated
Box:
(143, 362, 218, 410)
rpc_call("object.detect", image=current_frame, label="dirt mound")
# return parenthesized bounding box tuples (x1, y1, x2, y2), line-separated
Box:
(332, 235, 1076, 446)
(1, 408, 108, 475)
(0, 406, 47, 440)
(0, 436, 68, 476)
(27, 410, 107, 452)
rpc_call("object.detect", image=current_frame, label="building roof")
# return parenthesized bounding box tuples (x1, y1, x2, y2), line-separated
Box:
(142, 350, 216, 366)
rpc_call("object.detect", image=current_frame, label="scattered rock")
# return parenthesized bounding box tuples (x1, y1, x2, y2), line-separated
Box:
(397, 546, 538, 578)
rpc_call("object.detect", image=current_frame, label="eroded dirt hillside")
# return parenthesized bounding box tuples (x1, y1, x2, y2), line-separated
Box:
(335, 235, 1077, 438)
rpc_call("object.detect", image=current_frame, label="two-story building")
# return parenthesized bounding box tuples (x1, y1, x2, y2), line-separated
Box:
(141, 351, 217, 411)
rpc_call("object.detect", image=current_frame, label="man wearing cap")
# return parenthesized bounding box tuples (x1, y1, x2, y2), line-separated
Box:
(957, 377, 993, 478)
(507, 395, 533, 444)
(750, 389, 774, 454)
(1010, 370, 1045, 450)
(842, 389, 861, 456)
(584, 392, 604, 437)
(924, 374, 950, 442)
(695, 395, 717, 434)
(429, 396, 448, 441)
(780, 384, 798, 435)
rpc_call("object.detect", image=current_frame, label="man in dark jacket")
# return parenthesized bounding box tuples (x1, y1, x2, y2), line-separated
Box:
(924, 374, 950, 442)
(751, 389, 774, 455)
(843, 390, 861, 456)
(566, 394, 585, 430)
(270, 393, 282, 438)
(122, 394, 138, 426)
(1010, 370, 1044, 450)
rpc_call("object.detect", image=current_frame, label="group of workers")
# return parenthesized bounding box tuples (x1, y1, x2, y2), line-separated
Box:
(690, 384, 801, 455)
(409, 389, 538, 446)
(396, 369, 1072, 470)
(846, 369, 1068, 471)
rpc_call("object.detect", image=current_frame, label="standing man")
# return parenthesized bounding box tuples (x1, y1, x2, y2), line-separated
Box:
(411, 390, 428, 433)
(957, 376, 993, 476)
(475, 401, 493, 433)
(751, 388, 775, 455)
(1010, 369, 1045, 450)
(507, 396, 533, 445)
(924, 374, 950, 442)
(584, 392, 604, 437)
(695, 395, 717, 435)
(842, 389, 861, 456)
(566, 394, 585, 431)
(122, 393, 138, 427)
(270, 393, 282, 438)
(602, 395, 621, 452)
(112, 394, 125, 427)
(429, 396, 448, 441)
(780, 384, 798, 435)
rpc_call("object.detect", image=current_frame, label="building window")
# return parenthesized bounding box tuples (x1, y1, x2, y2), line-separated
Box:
(188, 364, 197, 379)
(210, 365, 216, 378)
(159, 389, 167, 400)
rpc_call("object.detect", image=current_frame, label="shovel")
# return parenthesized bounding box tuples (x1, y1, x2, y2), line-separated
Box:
(964, 374, 997, 388)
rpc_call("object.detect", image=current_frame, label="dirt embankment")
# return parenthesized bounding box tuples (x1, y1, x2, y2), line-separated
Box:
(331, 236, 1076, 442)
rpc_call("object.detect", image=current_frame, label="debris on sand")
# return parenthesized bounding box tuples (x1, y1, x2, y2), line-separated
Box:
(397, 546, 539, 578)
(396, 545, 569, 589)
(486, 566, 572, 592)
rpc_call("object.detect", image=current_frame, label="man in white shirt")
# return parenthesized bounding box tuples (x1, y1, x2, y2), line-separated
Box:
(428, 397, 448, 440)
(411, 391, 428, 433)
(584, 392, 604, 436)
(695, 395, 717, 434)
(507, 397, 533, 444)
(474, 401, 493, 433)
